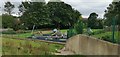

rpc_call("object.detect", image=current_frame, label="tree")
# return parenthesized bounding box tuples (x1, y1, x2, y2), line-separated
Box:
(18, 4, 25, 15)
(20, 0, 81, 29)
(4, 1, 14, 15)
(104, 1, 120, 26)
(21, 1, 50, 29)
(2, 14, 14, 28)
(74, 20, 83, 34)
(87, 12, 98, 29)
(47, 1, 81, 28)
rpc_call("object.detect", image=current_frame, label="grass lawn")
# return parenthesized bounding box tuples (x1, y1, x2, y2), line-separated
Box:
(2, 38, 64, 55)
(92, 31, 119, 43)
(83, 28, 119, 43)
(2, 29, 68, 38)
(2, 29, 66, 55)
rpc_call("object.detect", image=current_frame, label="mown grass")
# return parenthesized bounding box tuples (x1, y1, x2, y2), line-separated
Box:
(92, 31, 119, 43)
(83, 28, 119, 43)
(2, 29, 68, 38)
(2, 38, 64, 55)
(92, 32, 119, 38)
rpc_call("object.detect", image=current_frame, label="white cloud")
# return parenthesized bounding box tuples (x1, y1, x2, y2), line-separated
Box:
(63, 0, 113, 18)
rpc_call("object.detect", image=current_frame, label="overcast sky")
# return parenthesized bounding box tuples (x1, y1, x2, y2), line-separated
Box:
(0, 0, 113, 18)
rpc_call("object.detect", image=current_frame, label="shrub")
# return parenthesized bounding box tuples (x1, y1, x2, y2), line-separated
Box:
(67, 28, 77, 38)
(2, 14, 14, 28)
(74, 21, 83, 34)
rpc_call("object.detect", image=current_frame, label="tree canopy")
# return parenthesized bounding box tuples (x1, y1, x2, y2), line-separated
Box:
(4, 1, 14, 15)
(87, 12, 103, 29)
(20, 0, 81, 29)
(87, 12, 98, 28)
(104, 1, 120, 26)
(2, 14, 14, 28)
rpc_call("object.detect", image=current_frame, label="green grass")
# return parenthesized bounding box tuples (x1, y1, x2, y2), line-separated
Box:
(2, 29, 66, 55)
(2, 33, 32, 39)
(2, 38, 64, 55)
(60, 29, 68, 34)
(93, 32, 118, 38)
(2, 29, 68, 38)
(83, 29, 103, 34)
(93, 32, 109, 38)
(83, 28, 119, 43)
(92, 31, 119, 43)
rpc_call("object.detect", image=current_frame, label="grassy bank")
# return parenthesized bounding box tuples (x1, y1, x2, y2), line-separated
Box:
(2, 38, 64, 55)
(92, 31, 119, 43)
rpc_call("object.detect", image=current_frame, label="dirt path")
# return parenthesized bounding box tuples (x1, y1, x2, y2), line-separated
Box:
(55, 47, 75, 55)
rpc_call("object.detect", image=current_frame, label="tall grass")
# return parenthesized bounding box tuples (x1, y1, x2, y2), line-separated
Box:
(2, 38, 64, 55)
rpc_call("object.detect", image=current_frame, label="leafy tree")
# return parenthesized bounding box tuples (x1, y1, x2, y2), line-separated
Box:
(104, 1, 120, 26)
(21, 1, 50, 29)
(87, 12, 98, 29)
(67, 16, 83, 38)
(47, 1, 81, 28)
(13, 17, 22, 31)
(97, 19, 104, 29)
(2, 14, 14, 28)
(74, 20, 83, 34)
(2, 14, 21, 31)
(74, 16, 83, 34)
(18, 4, 25, 15)
(20, 0, 81, 29)
(4, 1, 14, 15)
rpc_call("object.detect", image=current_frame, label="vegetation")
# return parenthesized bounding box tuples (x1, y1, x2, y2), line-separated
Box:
(103, 1, 120, 43)
(104, 1, 120, 26)
(2, 29, 67, 38)
(2, 14, 14, 28)
(1, 0, 120, 55)
(2, 38, 64, 55)
(92, 31, 119, 43)
(2, 14, 21, 31)
(20, 1, 81, 30)
(87, 12, 103, 29)
(67, 19, 83, 38)
(74, 20, 83, 34)
(104, 1, 120, 31)
(4, 1, 14, 15)
(67, 28, 77, 38)
(0, 15, 2, 28)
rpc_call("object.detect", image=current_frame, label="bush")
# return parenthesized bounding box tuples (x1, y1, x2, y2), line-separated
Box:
(74, 21, 83, 34)
(67, 20, 83, 38)
(2, 14, 14, 28)
(67, 28, 77, 38)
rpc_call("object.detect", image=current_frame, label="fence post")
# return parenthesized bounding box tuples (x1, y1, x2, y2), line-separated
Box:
(112, 16, 115, 43)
